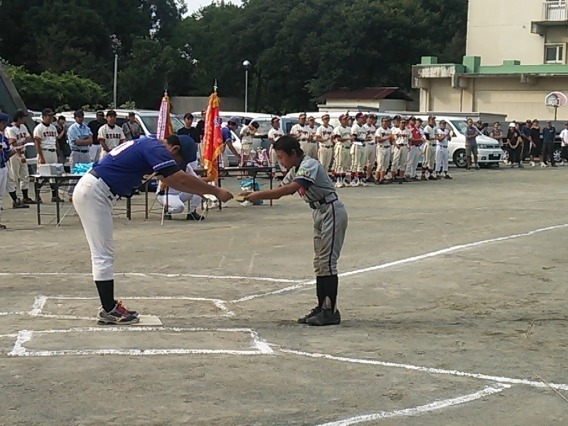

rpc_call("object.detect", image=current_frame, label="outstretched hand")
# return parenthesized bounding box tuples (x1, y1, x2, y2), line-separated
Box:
(238, 191, 262, 204)
(215, 188, 234, 203)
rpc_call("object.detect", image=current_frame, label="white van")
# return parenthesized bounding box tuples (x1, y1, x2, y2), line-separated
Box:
(408, 114, 502, 168)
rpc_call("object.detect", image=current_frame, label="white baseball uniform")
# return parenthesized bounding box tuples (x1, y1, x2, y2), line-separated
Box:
(350, 123, 367, 173)
(268, 127, 285, 173)
(316, 124, 334, 170)
(422, 124, 437, 172)
(157, 163, 202, 214)
(5, 123, 30, 192)
(333, 125, 352, 174)
(304, 125, 318, 158)
(33, 122, 59, 164)
(98, 124, 125, 159)
(436, 128, 450, 173)
(290, 122, 311, 155)
(364, 123, 377, 168)
(375, 126, 392, 172)
(391, 128, 410, 172)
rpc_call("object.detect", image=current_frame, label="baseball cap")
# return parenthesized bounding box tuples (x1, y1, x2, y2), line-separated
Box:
(271, 117, 280, 123)
(321, 114, 330, 119)
(42, 108, 54, 116)
(439, 119, 447, 124)
(428, 115, 436, 121)
(509, 122, 516, 127)
(339, 114, 349, 121)
(106, 110, 117, 117)
(299, 112, 307, 118)
(128, 112, 136, 117)
(12, 109, 29, 121)
(0, 112, 9, 124)
(74, 109, 85, 118)
(96, 110, 104, 115)
(355, 112, 366, 120)
(228, 116, 241, 126)
(250, 121, 259, 129)
(393, 115, 401, 120)
(416, 117, 423, 122)
(408, 116, 416, 121)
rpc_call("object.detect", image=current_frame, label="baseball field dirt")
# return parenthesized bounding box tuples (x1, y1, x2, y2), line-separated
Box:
(1, 165, 568, 425)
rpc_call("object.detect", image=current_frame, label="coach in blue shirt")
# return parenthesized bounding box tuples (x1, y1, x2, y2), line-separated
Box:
(72, 134, 233, 325)
(67, 110, 93, 168)
(221, 116, 241, 168)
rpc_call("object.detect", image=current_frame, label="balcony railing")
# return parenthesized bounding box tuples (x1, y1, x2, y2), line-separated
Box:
(542, 1, 568, 21)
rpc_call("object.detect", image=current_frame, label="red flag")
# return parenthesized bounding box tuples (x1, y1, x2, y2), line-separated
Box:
(156, 92, 174, 139)
(202, 91, 223, 182)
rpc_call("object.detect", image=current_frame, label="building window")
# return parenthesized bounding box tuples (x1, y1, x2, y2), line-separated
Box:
(545, 44, 564, 64)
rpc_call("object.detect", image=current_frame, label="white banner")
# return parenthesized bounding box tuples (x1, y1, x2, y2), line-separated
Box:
(156, 96, 169, 139)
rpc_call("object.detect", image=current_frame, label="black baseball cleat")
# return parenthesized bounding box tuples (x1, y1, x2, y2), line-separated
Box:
(297, 306, 321, 324)
(186, 211, 204, 221)
(164, 213, 172, 220)
(13, 200, 29, 209)
(306, 308, 341, 326)
(428, 175, 437, 181)
(420, 175, 427, 181)
(444, 174, 453, 180)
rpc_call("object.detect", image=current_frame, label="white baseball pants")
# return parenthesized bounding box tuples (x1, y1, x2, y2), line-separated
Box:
(7, 155, 29, 192)
(392, 145, 408, 171)
(0, 166, 7, 219)
(365, 143, 377, 168)
(436, 146, 449, 172)
(269, 146, 285, 173)
(301, 142, 318, 159)
(73, 173, 117, 281)
(333, 145, 351, 174)
(376, 145, 391, 172)
(405, 145, 420, 177)
(318, 145, 333, 170)
(422, 143, 436, 171)
(350, 144, 366, 172)
(157, 191, 201, 214)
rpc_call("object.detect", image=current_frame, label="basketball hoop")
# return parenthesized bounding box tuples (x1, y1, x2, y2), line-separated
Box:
(545, 91, 568, 119)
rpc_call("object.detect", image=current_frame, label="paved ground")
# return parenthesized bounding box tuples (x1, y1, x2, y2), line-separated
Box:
(1, 165, 568, 425)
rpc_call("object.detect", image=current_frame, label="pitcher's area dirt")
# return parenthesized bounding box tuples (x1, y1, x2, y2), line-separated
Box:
(1, 166, 568, 425)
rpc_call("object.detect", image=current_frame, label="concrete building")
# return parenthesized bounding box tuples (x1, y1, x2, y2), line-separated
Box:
(317, 87, 416, 112)
(412, 0, 568, 120)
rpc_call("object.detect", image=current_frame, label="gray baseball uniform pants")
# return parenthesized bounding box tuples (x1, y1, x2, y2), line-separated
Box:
(313, 200, 348, 276)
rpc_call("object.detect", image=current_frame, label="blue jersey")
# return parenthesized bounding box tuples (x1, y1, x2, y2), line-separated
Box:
(222, 126, 232, 144)
(92, 136, 180, 197)
(0, 132, 10, 165)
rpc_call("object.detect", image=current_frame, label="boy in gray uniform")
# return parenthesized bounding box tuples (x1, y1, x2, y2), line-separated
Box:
(242, 136, 348, 326)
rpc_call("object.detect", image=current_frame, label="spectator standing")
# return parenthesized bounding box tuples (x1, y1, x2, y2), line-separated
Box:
(196, 109, 206, 142)
(542, 120, 556, 167)
(559, 123, 568, 166)
(122, 112, 142, 141)
(56, 116, 70, 164)
(87, 111, 105, 161)
(528, 119, 542, 167)
(506, 122, 523, 168)
(490, 122, 504, 146)
(178, 113, 201, 144)
(98, 110, 125, 159)
(465, 119, 479, 170)
(5, 110, 33, 207)
(67, 110, 93, 169)
(220, 117, 242, 168)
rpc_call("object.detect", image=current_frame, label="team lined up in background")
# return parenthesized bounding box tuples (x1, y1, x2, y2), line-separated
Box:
(275, 113, 454, 187)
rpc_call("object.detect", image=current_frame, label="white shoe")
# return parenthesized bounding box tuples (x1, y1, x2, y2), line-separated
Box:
(334, 181, 342, 188)
(350, 179, 359, 187)
(561, 161, 565, 166)
(541, 162, 547, 168)
(530, 161, 536, 167)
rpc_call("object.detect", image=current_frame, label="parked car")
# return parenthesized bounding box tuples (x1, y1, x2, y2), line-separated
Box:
(26, 109, 183, 165)
(191, 111, 297, 166)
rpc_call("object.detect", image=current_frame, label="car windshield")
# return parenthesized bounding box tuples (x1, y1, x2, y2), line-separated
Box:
(450, 120, 468, 135)
(140, 115, 184, 134)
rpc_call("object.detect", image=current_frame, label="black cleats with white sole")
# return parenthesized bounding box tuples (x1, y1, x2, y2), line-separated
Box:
(306, 308, 341, 326)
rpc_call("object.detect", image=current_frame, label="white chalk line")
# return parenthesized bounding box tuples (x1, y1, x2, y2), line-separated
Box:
(315, 384, 509, 426)
(281, 349, 568, 391)
(21, 295, 235, 320)
(8, 326, 274, 357)
(232, 223, 568, 303)
(0, 272, 300, 284)
(0, 311, 26, 316)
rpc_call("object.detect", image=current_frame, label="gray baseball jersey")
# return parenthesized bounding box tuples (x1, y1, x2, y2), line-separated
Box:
(283, 155, 348, 276)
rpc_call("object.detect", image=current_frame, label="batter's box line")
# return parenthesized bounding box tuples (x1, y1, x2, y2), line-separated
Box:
(26, 295, 235, 320)
(232, 222, 568, 303)
(281, 349, 568, 392)
(8, 326, 274, 357)
(314, 384, 510, 426)
(0, 272, 302, 284)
